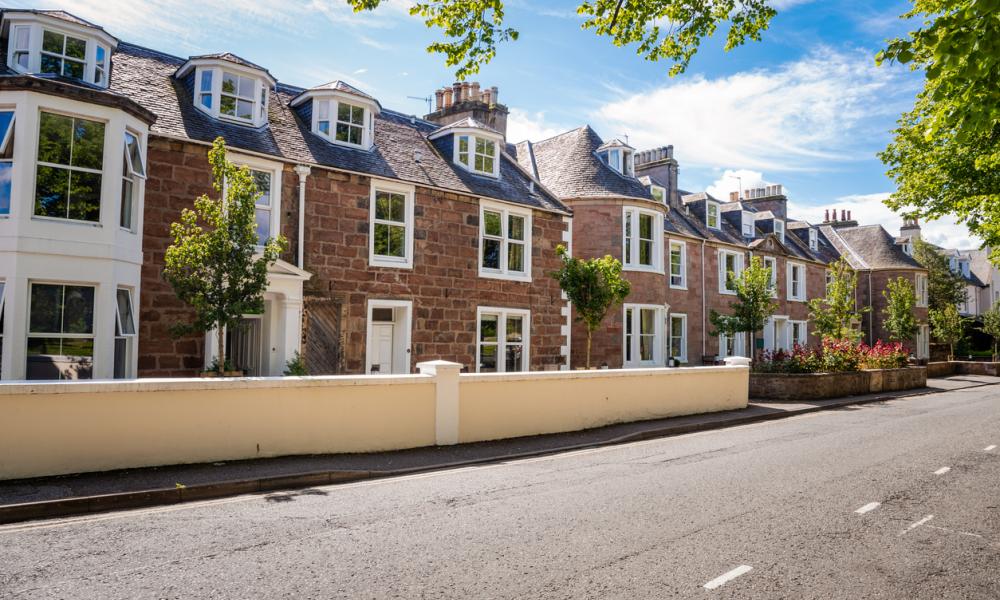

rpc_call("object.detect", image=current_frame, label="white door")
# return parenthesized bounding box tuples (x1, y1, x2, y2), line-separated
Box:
(763, 317, 775, 351)
(371, 323, 394, 374)
(917, 325, 929, 360)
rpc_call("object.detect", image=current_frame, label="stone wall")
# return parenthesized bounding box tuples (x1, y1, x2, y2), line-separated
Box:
(750, 367, 927, 400)
(927, 361, 1000, 377)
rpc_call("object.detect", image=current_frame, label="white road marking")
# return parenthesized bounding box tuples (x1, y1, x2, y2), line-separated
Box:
(855, 502, 880, 515)
(934, 467, 951, 475)
(703, 565, 753, 590)
(901, 514, 934, 535)
(985, 445, 997, 452)
(926, 524, 983, 539)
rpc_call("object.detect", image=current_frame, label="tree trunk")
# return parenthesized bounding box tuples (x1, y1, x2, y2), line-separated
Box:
(217, 325, 226, 375)
(586, 330, 593, 369)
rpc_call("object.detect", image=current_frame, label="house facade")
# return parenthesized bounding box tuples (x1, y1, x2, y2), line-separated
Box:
(0, 9, 930, 380)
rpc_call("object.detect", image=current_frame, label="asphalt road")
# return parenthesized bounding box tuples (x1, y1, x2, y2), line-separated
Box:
(3, 384, 1000, 599)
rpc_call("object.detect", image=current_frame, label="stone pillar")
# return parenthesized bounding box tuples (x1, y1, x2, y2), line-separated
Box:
(417, 360, 463, 445)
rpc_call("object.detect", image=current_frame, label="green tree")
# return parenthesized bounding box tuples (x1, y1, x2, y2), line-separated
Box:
(808, 257, 864, 343)
(979, 304, 1000, 361)
(551, 244, 631, 368)
(930, 303, 966, 360)
(882, 276, 919, 343)
(709, 256, 777, 358)
(911, 238, 968, 311)
(164, 137, 287, 375)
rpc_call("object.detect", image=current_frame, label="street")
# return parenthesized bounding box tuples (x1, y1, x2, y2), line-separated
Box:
(3, 384, 1000, 599)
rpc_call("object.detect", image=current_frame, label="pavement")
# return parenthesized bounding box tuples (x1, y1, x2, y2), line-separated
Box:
(2, 375, 1000, 598)
(0, 374, 997, 523)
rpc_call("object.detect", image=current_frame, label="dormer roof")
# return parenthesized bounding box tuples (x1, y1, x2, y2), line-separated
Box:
(596, 138, 634, 152)
(175, 52, 276, 87)
(289, 79, 381, 111)
(427, 116, 502, 139)
(1, 9, 118, 47)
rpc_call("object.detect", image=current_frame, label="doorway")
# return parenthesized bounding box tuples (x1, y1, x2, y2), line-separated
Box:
(365, 300, 412, 374)
(226, 316, 264, 376)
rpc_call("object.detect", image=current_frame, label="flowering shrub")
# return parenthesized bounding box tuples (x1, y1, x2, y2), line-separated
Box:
(753, 339, 910, 373)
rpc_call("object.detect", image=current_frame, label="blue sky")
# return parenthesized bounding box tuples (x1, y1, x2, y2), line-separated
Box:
(15, 0, 976, 248)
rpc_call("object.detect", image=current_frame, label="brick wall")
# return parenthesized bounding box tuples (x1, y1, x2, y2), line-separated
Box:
(860, 269, 929, 348)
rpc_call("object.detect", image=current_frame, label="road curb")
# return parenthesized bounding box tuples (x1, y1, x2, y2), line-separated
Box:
(0, 382, 989, 525)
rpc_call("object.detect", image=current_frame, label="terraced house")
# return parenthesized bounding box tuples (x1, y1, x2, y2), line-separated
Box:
(0, 9, 929, 380)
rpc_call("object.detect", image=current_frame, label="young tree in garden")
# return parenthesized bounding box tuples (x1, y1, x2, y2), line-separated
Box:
(709, 256, 777, 359)
(164, 137, 287, 375)
(882, 277, 919, 344)
(930, 304, 966, 361)
(911, 238, 967, 311)
(808, 257, 863, 343)
(979, 304, 1000, 362)
(551, 245, 631, 369)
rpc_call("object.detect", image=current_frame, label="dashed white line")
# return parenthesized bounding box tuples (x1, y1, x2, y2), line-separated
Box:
(703, 565, 753, 590)
(934, 467, 951, 475)
(855, 502, 881, 515)
(901, 514, 934, 535)
(985, 445, 997, 452)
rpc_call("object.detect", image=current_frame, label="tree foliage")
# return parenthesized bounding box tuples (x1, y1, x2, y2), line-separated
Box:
(348, 0, 775, 79)
(709, 256, 777, 356)
(911, 238, 968, 311)
(807, 257, 864, 343)
(930, 303, 967, 359)
(882, 276, 919, 343)
(879, 0, 1000, 263)
(979, 304, 1000, 360)
(551, 244, 631, 368)
(163, 137, 287, 374)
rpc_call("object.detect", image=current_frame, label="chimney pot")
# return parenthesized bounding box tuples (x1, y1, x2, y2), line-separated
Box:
(461, 82, 471, 103)
(434, 89, 443, 111)
(841, 209, 847, 221)
(471, 81, 481, 102)
(452, 82, 462, 103)
(730, 191, 739, 202)
(490, 86, 499, 105)
(824, 209, 829, 222)
(847, 210, 852, 221)
(443, 88, 453, 108)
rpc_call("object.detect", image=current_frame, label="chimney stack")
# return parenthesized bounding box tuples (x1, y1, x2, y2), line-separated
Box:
(424, 82, 510, 139)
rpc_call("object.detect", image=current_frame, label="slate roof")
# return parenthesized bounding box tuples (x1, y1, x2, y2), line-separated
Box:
(820, 224, 923, 270)
(430, 116, 502, 137)
(186, 52, 270, 74)
(970, 249, 994, 288)
(525, 126, 653, 200)
(293, 80, 379, 106)
(2, 9, 116, 40)
(106, 43, 566, 214)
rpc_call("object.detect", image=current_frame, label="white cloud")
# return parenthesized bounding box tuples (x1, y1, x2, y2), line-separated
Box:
(789, 193, 980, 251)
(705, 169, 774, 201)
(594, 46, 916, 172)
(505, 109, 571, 143)
(353, 68, 369, 75)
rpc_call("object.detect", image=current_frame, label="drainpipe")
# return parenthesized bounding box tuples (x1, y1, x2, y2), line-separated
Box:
(293, 164, 312, 269)
(868, 271, 873, 343)
(701, 238, 707, 359)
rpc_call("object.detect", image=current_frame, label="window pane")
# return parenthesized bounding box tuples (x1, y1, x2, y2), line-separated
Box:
(484, 210, 502, 236)
(72, 118, 105, 170)
(68, 170, 102, 222)
(200, 70, 213, 92)
(125, 132, 146, 177)
(0, 162, 11, 215)
(639, 240, 652, 265)
(479, 344, 497, 373)
(506, 316, 523, 342)
(508, 215, 524, 240)
(459, 136, 468, 154)
(335, 122, 351, 143)
(318, 120, 329, 135)
(389, 194, 405, 222)
(252, 171, 271, 206)
(474, 154, 485, 172)
(373, 223, 389, 256)
(65, 36, 86, 60)
(222, 72, 238, 94)
(29, 284, 62, 333)
(63, 59, 84, 80)
(42, 30, 63, 53)
(317, 101, 330, 120)
(348, 125, 362, 145)
(14, 27, 29, 50)
(640, 309, 655, 334)
(482, 239, 501, 269)
(220, 95, 236, 116)
(505, 344, 523, 372)
(640, 335, 653, 361)
(62, 285, 94, 334)
(120, 178, 134, 229)
(237, 76, 254, 98)
(507, 242, 524, 272)
(40, 54, 61, 75)
(387, 224, 405, 257)
(237, 99, 254, 120)
(116, 289, 135, 335)
(480, 315, 498, 342)
(114, 338, 128, 379)
(200, 93, 212, 109)
(35, 165, 69, 218)
(351, 105, 365, 125)
(255, 208, 270, 241)
(639, 213, 652, 238)
(38, 112, 73, 165)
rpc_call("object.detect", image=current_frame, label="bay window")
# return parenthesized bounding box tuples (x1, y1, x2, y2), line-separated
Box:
(477, 308, 529, 372)
(623, 207, 662, 272)
(369, 181, 414, 268)
(27, 283, 95, 380)
(669, 240, 687, 289)
(306, 96, 376, 150)
(5, 17, 117, 88)
(624, 304, 663, 367)
(719, 250, 744, 294)
(0, 110, 14, 216)
(480, 202, 531, 280)
(35, 111, 105, 223)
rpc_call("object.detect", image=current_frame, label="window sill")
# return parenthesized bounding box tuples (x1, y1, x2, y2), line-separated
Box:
(669, 284, 688, 291)
(31, 215, 102, 228)
(624, 265, 664, 275)
(720, 289, 737, 296)
(370, 256, 414, 270)
(479, 270, 532, 283)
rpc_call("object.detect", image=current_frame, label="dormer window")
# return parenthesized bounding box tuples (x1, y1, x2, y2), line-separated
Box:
(902, 242, 912, 256)
(4, 13, 118, 88)
(774, 219, 785, 243)
(650, 185, 666, 203)
(457, 134, 497, 176)
(741, 211, 754, 238)
(176, 56, 275, 128)
(706, 202, 720, 230)
(604, 148, 634, 176)
(809, 228, 818, 251)
(292, 82, 380, 151)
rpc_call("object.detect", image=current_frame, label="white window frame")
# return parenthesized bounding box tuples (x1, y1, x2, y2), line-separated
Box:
(191, 65, 271, 128)
(762, 256, 778, 298)
(478, 200, 532, 281)
(773, 219, 785, 243)
(915, 273, 929, 307)
(4, 18, 116, 89)
(369, 179, 415, 269)
(230, 154, 282, 250)
(25, 281, 97, 380)
(0, 279, 5, 378)
(706, 202, 721, 230)
(787, 261, 806, 302)
(622, 206, 663, 273)
(669, 312, 688, 364)
(790, 320, 808, 347)
(475, 307, 530, 373)
(718, 249, 744, 295)
(455, 133, 500, 178)
(741, 211, 755, 238)
(119, 129, 146, 232)
(623, 304, 664, 368)
(0, 109, 14, 218)
(718, 331, 746, 359)
(114, 287, 137, 379)
(808, 228, 818, 251)
(669, 240, 687, 289)
(650, 184, 666, 203)
(33, 109, 107, 225)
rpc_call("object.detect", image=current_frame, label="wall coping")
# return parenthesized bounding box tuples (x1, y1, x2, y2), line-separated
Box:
(460, 365, 745, 383)
(0, 374, 433, 396)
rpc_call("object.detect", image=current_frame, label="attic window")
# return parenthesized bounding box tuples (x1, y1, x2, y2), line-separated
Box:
(650, 185, 666, 203)
(5, 19, 114, 88)
(312, 99, 374, 150)
(809, 228, 818, 251)
(706, 202, 720, 230)
(221, 71, 257, 122)
(604, 148, 634, 176)
(41, 30, 87, 79)
(457, 134, 498, 177)
(741, 211, 754, 238)
(773, 219, 785, 243)
(189, 64, 271, 127)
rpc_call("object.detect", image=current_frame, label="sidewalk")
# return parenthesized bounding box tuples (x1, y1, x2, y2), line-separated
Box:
(2, 374, 997, 524)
